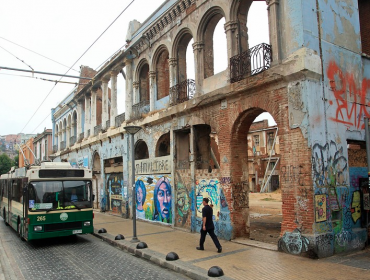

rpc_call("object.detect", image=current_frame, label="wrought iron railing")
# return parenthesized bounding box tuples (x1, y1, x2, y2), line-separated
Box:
(169, 79, 195, 106)
(94, 125, 101, 136)
(53, 145, 58, 153)
(115, 113, 125, 127)
(70, 136, 76, 146)
(60, 141, 66, 150)
(132, 100, 150, 120)
(230, 43, 272, 83)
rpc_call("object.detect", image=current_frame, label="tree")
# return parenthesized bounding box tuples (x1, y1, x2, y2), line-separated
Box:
(13, 154, 19, 168)
(0, 153, 13, 175)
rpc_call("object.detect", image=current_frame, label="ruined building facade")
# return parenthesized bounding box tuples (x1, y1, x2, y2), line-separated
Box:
(51, 0, 370, 258)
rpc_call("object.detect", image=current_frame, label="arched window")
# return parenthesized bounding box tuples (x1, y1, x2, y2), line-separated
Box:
(156, 49, 170, 100)
(155, 133, 170, 157)
(139, 64, 150, 102)
(135, 140, 149, 160)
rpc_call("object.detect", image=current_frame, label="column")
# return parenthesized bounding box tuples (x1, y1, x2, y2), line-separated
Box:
(225, 21, 239, 82)
(193, 42, 204, 97)
(149, 70, 156, 112)
(101, 75, 110, 130)
(168, 58, 177, 105)
(66, 125, 70, 147)
(58, 131, 62, 151)
(84, 94, 91, 138)
(91, 88, 97, 133)
(267, 0, 281, 63)
(110, 70, 119, 127)
(77, 100, 83, 141)
(124, 58, 133, 120)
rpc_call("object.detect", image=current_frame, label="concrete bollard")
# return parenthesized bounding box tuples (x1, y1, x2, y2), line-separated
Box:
(208, 266, 224, 277)
(98, 228, 107, 233)
(165, 252, 179, 261)
(115, 234, 125, 240)
(136, 242, 148, 249)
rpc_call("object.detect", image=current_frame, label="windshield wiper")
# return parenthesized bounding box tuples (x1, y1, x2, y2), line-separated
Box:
(69, 201, 81, 210)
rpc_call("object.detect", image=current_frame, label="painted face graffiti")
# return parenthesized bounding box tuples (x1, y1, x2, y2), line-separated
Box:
(154, 177, 172, 222)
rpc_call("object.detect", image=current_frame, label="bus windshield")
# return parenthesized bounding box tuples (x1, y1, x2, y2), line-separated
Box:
(28, 180, 92, 211)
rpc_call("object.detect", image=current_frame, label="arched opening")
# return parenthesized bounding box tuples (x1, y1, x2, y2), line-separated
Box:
(135, 140, 149, 160)
(139, 64, 150, 102)
(178, 33, 194, 82)
(156, 48, 170, 100)
(67, 114, 72, 147)
(63, 119, 67, 146)
(201, 9, 227, 78)
(231, 108, 281, 244)
(92, 152, 102, 210)
(247, 1, 269, 48)
(54, 124, 59, 150)
(155, 132, 170, 157)
(72, 111, 77, 139)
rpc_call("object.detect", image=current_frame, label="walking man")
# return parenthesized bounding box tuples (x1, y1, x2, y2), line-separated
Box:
(196, 198, 222, 253)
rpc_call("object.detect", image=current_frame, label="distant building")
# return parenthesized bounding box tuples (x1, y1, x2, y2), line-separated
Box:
(33, 129, 53, 161)
(18, 138, 35, 167)
(247, 120, 280, 193)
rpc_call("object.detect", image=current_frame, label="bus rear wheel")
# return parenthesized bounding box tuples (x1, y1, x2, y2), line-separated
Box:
(17, 221, 25, 241)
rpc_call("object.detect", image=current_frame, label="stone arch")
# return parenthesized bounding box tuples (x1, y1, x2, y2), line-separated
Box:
(152, 45, 170, 100)
(196, 6, 227, 78)
(135, 140, 149, 160)
(155, 132, 170, 157)
(172, 28, 195, 83)
(135, 59, 150, 102)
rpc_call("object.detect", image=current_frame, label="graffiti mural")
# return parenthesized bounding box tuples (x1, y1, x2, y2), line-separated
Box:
(176, 182, 190, 226)
(135, 175, 172, 224)
(107, 173, 124, 214)
(327, 61, 370, 129)
(312, 141, 348, 187)
(196, 179, 221, 220)
(232, 182, 249, 209)
(315, 194, 327, 222)
(350, 191, 361, 223)
(278, 228, 310, 255)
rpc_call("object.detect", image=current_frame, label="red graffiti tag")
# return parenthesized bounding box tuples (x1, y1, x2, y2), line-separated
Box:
(327, 61, 370, 129)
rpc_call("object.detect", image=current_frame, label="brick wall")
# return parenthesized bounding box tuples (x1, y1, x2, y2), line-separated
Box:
(156, 50, 170, 100)
(359, 0, 370, 55)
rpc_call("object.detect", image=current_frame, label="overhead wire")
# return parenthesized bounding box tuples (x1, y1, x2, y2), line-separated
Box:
(0, 36, 80, 73)
(25, 0, 136, 134)
(0, 45, 34, 71)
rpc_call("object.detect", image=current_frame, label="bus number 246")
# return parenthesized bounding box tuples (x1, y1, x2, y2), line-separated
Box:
(37, 216, 46, 222)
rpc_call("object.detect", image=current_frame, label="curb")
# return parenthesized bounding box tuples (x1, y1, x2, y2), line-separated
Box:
(92, 230, 233, 280)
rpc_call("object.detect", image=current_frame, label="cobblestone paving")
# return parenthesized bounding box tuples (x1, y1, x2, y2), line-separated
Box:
(1, 223, 190, 280)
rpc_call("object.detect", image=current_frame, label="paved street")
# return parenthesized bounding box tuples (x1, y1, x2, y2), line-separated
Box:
(0, 217, 190, 280)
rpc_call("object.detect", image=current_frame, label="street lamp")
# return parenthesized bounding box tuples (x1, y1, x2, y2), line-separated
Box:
(124, 125, 142, 243)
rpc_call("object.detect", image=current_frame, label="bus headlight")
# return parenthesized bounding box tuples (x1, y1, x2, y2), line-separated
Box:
(83, 221, 91, 226)
(34, 225, 43, 231)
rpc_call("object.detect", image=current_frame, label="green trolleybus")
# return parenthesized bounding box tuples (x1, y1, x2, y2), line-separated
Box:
(0, 162, 94, 241)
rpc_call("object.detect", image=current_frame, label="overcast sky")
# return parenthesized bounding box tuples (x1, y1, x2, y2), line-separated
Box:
(0, 1, 270, 136)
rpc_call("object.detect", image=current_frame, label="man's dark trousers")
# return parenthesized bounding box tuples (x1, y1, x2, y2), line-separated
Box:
(199, 228, 221, 249)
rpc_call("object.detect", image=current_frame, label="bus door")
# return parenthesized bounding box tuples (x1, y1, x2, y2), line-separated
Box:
(7, 180, 12, 224)
(21, 178, 28, 238)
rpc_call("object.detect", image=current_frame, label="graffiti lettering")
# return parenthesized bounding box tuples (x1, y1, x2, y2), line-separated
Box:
(327, 61, 370, 129)
(312, 141, 348, 187)
(281, 165, 304, 185)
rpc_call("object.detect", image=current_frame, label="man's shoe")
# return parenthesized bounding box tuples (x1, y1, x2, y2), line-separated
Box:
(217, 247, 222, 253)
(196, 247, 204, 251)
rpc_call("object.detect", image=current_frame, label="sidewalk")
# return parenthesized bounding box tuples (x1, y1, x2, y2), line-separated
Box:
(93, 211, 370, 280)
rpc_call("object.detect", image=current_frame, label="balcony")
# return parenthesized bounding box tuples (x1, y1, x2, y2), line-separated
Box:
(169, 79, 195, 106)
(70, 136, 76, 146)
(53, 145, 58, 153)
(115, 113, 125, 127)
(60, 141, 66, 150)
(230, 43, 272, 83)
(132, 100, 150, 120)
